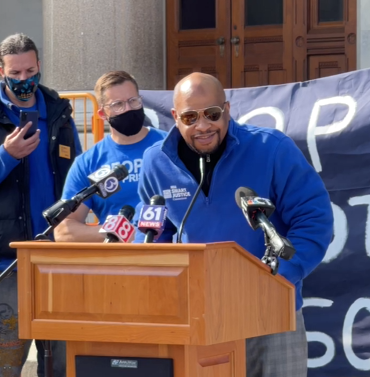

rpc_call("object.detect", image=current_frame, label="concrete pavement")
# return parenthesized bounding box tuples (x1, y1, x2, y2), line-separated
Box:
(22, 341, 37, 376)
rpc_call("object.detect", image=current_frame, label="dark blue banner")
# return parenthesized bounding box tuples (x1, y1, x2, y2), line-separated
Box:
(141, 68, 370, 376)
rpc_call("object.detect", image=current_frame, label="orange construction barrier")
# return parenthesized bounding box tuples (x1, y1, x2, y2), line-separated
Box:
(60, 92, 105, 225)
(60, 92, 105, 151)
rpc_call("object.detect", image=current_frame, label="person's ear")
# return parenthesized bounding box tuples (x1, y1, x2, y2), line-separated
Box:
(224, 101, 231, 121)
(171, 108, 178, 127)
(98, 108, 106, 120)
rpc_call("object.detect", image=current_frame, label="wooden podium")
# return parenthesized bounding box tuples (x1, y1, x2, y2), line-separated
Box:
(11, 241, 295, 377)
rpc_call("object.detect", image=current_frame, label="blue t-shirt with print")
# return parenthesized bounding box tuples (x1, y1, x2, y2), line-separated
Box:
(62, 128, 167, 223)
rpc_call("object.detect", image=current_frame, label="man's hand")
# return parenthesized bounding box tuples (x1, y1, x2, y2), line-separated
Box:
(4, 122, 41, 159)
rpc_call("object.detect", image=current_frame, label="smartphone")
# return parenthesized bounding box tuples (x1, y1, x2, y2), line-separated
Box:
(19, 110, 39, 139)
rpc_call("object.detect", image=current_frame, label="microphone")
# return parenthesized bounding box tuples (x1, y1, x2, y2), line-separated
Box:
(177, 156, 205, 243)
(235, 187, 296, 272)
(84, 164, 128, 199)
(138, 195, 167, 243)
(36, 165, 129, 240)
(99, 205, 136, 243)
(234, 187, 275, 230)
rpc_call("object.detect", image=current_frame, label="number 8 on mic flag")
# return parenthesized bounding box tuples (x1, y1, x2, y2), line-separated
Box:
(100, 215, 135, 243)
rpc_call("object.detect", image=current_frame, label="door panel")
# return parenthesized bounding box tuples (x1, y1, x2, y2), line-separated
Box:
(166, 0, 231, 89)
(309, 55, 347, 79)
(289, 0, 356, 82)
(232, 0, 287, 87)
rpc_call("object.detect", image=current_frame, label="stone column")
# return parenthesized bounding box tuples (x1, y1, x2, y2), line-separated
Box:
(357, 0, 370, 69)
(0, 0, 43, 62)
(42, 0, 165, 90)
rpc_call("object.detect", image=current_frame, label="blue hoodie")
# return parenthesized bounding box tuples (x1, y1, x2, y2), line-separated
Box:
(135, 119, 334, 310)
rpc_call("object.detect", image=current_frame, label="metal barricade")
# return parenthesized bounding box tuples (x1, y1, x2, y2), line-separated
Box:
(59, 92, 105, 224)
(59, 92, 104, 151)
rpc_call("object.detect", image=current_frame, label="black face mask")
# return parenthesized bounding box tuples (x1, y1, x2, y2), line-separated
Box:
(108, 108, 145, 137)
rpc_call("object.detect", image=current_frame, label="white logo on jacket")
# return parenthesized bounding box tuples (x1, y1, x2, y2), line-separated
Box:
(163, 186, 191, 200)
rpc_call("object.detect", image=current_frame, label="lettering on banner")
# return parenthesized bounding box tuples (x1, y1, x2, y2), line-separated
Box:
(237, 107, 285, 133)
(322, 203, 348, 263)
(306, 96, 357, 173)
(305, 197, 370, 372)
(304, 297, 370, 371)
(235, 95, 357, 174)
(348, 195, 370, 257)
(143, 107, 160, 129)
(303, 298, 335, 368)
(343, 298, 370, 371)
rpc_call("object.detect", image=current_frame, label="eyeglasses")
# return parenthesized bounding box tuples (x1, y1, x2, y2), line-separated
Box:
(178, 102, 227, 126)
(103, 96, 143, 113)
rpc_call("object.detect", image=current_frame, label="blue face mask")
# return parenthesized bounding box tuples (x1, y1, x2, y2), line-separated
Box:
(4, 72, 41, 102)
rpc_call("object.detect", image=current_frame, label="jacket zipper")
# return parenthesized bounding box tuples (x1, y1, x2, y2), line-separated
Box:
(20, 158, 29, 239)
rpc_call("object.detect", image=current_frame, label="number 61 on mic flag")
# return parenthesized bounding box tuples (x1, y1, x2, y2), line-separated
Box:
(138, 204, 167, 241)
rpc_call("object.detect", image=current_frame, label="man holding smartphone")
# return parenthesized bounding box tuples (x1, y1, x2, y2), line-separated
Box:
(0, 33, 82, 377)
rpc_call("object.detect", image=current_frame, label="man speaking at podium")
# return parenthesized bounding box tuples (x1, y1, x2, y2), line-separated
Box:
(134, 72, 333, 377)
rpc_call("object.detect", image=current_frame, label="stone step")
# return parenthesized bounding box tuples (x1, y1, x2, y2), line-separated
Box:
(22, 360, 37, 377)
(22, 340, 37, 376)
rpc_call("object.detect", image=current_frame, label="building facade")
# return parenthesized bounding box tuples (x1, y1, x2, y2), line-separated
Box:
(0, 0, 369, 91)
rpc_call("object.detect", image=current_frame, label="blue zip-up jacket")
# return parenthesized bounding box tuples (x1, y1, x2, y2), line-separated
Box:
(135, 119, 334, 310)
(0, 83, 82, 271)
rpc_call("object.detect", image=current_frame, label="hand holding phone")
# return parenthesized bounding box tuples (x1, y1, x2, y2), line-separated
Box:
(19, 110, 39, 139)
(3, 112, 41, 159)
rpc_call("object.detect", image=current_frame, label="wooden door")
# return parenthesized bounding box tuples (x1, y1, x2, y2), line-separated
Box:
(291, 0, 357, 81)
(166, 0, 232, 89)
(166, 0, 356, 89)
(231, 0, 288, 87)
(231, 0, 356, 87)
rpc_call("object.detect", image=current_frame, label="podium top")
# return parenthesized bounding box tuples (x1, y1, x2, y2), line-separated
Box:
(11, 240, 218, 251)
(11, 240, 278, 274)
(13, 240, 295, 345)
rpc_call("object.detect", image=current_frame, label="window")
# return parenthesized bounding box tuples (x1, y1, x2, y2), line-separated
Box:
(245, 0, 283, 26)
(180, 0, 216, 30)
(318, 0, 343, 23)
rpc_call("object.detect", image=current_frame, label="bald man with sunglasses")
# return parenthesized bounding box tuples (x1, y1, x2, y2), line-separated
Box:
(134, 72, 333, 377)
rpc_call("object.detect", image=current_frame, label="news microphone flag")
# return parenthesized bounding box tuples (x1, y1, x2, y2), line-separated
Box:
(87, 165, 127, 199)
(99, 214, 135, 243)
(138, 203, 167, 241)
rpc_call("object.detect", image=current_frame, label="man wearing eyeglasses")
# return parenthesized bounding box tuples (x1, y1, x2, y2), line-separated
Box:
(134, 72, 333, 377)
(54, 70, 167, 242)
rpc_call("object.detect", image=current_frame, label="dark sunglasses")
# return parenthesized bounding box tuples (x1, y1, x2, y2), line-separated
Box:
(178, 102, 227, 126)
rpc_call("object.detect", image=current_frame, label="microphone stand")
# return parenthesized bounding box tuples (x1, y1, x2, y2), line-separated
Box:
(43, 340, 53, 377)
(259, 219, 296, 275)
(177, 156, 205, 243)
(261, 232, 280, 275)
(0, 259, 17, 283)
